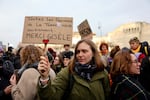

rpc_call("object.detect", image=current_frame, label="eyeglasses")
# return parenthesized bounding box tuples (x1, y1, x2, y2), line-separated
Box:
(54, 59, 59, 61)
(131, 59, 139, 64)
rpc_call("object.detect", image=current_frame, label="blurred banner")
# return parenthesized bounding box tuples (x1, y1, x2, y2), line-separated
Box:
(77, 19, 92, 39)
(22, 16, 73, 45)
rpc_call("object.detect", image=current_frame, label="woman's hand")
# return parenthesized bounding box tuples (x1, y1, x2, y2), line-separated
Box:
(4, 85, 12, 95)
(38, 56, 50, 79)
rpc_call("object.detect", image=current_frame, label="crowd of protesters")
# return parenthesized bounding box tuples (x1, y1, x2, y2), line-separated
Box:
(0, 36, 150, 100)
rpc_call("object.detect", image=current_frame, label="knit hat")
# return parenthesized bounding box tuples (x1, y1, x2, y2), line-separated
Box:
(63, 52, 72, 59)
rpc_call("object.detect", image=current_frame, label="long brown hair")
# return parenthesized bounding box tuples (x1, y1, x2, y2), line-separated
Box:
(69, 39, 104, 73)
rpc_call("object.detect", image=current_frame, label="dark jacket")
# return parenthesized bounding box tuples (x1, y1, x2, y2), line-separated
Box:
(0, 62, 13, 100)
(0, 75, 12, 100)
(111, 74, 150, 100)
(140, 41, 150, 56)
(38, 67, 110, 100)
(52, 64, 63, 74)
(139, 56, 150, 92)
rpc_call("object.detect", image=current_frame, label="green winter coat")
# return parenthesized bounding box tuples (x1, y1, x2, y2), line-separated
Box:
(38, 67, 110, 100)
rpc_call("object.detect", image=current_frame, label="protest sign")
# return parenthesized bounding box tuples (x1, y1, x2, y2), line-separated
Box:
(22, 16, 73, 45)
(77, 19, 92, 39)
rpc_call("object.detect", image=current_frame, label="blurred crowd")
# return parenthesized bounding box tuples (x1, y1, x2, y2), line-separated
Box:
(0, 36, 150, 100)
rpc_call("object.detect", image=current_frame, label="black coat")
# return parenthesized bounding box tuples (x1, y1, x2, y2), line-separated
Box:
(111, 74, 150, 100)
(140, 41, 150, 56)
(139, 56, 150, 92)
(0, 75, 12, 100)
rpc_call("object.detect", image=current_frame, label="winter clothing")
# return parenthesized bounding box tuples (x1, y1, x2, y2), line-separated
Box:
(0, 75, 12, 100)
(38, 67, 110, 100)
(139, 56, 150, 92)
(110, 74, 150, 100)
(74, 62, 97, 81)
(11, 68, 56, 100)
(53, 64, 63, 74)
(131, 42, 150, 56)
(0, 62, 13, 100)
(62, 51, 74, 59)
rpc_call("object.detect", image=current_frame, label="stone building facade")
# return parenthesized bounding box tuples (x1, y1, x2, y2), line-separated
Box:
(107, 22, 150, 48)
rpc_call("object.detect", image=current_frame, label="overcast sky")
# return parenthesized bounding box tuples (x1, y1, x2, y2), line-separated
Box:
(0, 0, 150, 47)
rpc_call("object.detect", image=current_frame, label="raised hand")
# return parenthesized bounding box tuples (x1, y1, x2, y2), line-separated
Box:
(38, 56, 50, 79)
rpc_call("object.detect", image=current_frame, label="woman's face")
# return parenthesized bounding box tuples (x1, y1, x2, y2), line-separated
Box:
(76, 42, 93, 65)
(53, 56, 60, 65)
(101, 45, 108, 54)
(129, 54, 141, 75)
(63, 58, 70, 67)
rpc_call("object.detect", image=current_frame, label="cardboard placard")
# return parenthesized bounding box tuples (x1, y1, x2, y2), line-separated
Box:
(22, 16, 73, 45)
(77, 19, 92, 38)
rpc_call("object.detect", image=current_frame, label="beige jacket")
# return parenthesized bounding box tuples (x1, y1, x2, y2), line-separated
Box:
(11, 68, 56, 100)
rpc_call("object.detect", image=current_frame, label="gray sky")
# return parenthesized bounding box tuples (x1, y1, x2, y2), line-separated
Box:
(0, 0, 150, 47)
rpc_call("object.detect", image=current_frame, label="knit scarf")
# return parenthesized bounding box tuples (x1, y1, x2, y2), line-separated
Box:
(74, 62, 97, 81)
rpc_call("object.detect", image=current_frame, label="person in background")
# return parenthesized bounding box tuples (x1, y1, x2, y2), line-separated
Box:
(100, 56, 109, 72)
(63, 44, 72, 52)
(10, 45, 56, 100)
(13, 47, 23, 69)
(0, 46, 4, 58)
(3, 44, 15, 63)
(48, 47, 56, 59)
(101, 45, 120, 87)
(99, 42, 110, 70)
(61, 44, 74, 58)
(0, 55, 13, 100)
(110, 49, 150, 100)
(129, 37, 150, 93)
(52, 54, 63, 74)
(138, 55, 150, 92)
(62, 51, 72, 67)
(109, 45, 120, 66)
(99, 42, 109, 57)
(37, 39, 110, 100)
(129, 36, 150, 56)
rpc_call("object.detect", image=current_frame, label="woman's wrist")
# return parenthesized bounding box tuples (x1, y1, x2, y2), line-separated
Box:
(39, 76, 50, 87)
(40, 76, 49, 81)
(40, 73, 50, 79)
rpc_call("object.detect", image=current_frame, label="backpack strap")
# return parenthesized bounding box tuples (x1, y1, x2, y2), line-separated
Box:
(141, 41, 150, 56)
(144, 46, 148, 56)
